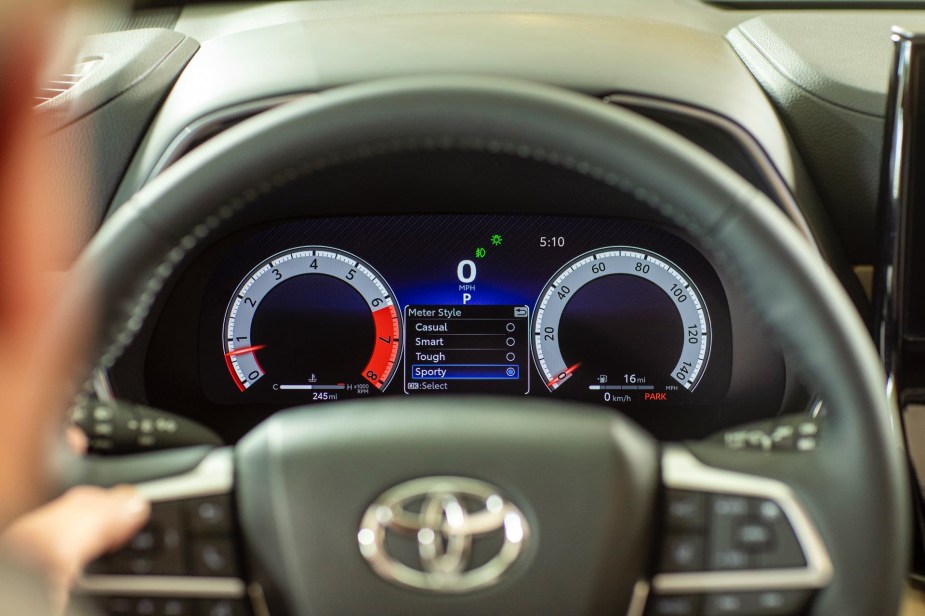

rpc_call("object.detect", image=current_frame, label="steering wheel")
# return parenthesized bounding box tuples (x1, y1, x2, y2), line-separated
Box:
(67, 77, 909, 616)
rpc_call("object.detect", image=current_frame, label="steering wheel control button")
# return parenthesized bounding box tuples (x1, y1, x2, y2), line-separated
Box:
(656, 488, 811, 580)
(129, 529, 157, 552)
(101, 598, 197, 616)
(734, 520, 773, 551)
(358, 476, 529, 592)
(163, 600, 194, 616)
(91, 501, 186, 576)
(645, 594, 701, 615)
(665, 490, 707, 530)
(85, 489, 246, 614)
(750, 499, 807, 569)
(703, 590, 812, 615)
(661, 534, 704, 572)
(708, 495, 750, 570)
(192, 539, 239, 577)
(198, 599, 250, 616)
(711, 495, 748, 516)
(186, 495, 233, 534)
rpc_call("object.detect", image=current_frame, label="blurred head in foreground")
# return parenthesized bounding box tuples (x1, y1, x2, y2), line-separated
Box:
(0, 0, 89, 525)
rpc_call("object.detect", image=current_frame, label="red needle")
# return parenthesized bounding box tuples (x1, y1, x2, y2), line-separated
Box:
(547, 362, 581, 388)
(224, 344, 266, 357)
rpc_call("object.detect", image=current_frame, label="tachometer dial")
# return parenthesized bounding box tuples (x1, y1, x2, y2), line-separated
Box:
(223, 246, 401, 398)
(533, 247, 710, 401)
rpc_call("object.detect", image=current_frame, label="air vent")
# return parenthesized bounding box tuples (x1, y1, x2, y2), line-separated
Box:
(35, 57, 102, 106)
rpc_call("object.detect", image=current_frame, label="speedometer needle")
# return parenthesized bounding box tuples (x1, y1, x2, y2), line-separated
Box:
(224, 344, 267, 357)
(547, 362, 581, 388)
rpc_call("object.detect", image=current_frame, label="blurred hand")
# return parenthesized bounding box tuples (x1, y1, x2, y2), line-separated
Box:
(0, 486, 150, 614)
(65, 425, 89, 456)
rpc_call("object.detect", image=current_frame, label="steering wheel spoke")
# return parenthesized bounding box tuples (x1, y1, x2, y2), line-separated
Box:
(644, 445, 832, 616)
(75, 448, 257, 616)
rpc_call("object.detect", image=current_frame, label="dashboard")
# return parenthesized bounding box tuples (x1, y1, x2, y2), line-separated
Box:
(70, 0, 902, 454)
(109, 212, 786, 444)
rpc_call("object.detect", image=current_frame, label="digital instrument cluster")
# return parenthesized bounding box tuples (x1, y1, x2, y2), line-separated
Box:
(198, 215, 733, 412)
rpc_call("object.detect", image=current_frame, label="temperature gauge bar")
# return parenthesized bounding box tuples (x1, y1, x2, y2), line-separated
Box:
(277, 384, 347, 391)
(404, 305, 530, 394)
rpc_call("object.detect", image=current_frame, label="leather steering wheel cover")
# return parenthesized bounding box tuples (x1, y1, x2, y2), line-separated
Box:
(75, 76, 909, 614)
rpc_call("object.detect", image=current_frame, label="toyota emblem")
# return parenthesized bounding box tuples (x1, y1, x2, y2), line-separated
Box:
(357, 476, 530, 592)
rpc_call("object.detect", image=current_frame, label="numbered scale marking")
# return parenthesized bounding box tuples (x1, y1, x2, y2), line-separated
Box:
(533, 247, 711, 392)
(223, 247, 401, 392)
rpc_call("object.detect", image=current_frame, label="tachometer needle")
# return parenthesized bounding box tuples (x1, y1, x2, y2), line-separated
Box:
(547, 362, 581, 388)
(224, 344, 267, 357)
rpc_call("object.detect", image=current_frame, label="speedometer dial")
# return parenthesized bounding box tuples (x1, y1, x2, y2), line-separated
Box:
(222, 246, 401, 398)
(533, 247, 711, 400)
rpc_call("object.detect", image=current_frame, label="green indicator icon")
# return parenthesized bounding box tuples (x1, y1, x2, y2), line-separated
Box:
(491, 234, 503, 246)
(475, 247, 487, 259)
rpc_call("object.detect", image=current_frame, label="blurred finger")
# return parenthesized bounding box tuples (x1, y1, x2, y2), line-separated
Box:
(1, 485, 150, 612)
(64, 426, 88, 456)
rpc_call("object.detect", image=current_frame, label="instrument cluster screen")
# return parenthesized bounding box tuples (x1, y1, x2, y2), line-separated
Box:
(197, 214, 733, 412)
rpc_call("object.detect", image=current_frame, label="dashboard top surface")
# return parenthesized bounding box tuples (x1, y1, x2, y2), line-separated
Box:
(110, 0, 924, 266)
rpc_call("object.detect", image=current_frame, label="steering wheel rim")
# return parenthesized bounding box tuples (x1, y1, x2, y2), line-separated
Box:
(68, 76, 909, 615)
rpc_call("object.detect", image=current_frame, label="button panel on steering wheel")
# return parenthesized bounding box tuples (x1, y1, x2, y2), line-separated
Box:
(76, 450, 254, 616)
(645, 447, 833, 616)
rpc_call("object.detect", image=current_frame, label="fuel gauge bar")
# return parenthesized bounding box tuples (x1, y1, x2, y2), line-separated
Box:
(588, 385, 655, 391)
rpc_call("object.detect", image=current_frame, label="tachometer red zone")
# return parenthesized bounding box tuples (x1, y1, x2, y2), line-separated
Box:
(363, 305, 401, 389)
